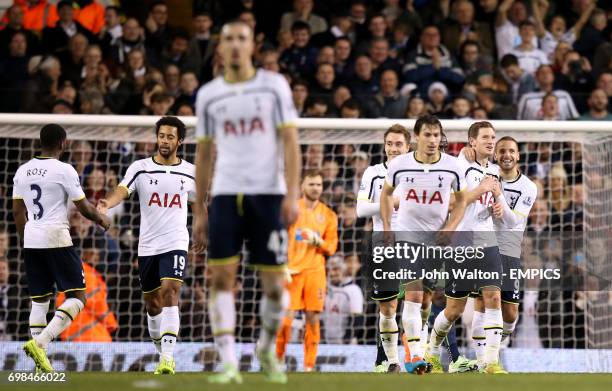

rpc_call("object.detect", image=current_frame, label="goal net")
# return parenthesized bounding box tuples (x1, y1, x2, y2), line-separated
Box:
(0, 115, 610, 358)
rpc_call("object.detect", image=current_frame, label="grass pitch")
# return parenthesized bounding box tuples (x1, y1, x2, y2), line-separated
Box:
(2, 372, 611, 391)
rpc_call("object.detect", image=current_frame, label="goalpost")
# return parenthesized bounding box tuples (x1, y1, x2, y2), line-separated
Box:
(0, 114, 610, 371)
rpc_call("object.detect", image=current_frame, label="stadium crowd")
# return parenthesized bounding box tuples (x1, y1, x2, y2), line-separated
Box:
(0, 0, 611, 352)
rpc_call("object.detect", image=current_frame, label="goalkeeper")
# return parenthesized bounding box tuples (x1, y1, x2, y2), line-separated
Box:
(276, 169, 338, 372)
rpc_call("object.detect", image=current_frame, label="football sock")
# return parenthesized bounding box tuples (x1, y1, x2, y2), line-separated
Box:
(160, 306, 180, 361)
(304, 321, 320, 369)
(379, 313, 399, 364)
(276, 317, 292, 360)
(484, 308, 503, 365)
(428, 311, 453, 355)
(258, 293, 287, 353)
(472, 310, 486, 364)
(36, 298, 84, 349)
(502, 319, 518, 343)
(29, 301, 49, 339)
(147, 312, 163, 354)
(209, 290, 238, 367)
(375, 319, 388, 365)
(402, 301, 422, 358)
(443, 324, 461, 362)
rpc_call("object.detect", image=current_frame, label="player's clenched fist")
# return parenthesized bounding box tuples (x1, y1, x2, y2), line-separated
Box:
(96, 198, 109, 214)
(191, 213, 208, 254)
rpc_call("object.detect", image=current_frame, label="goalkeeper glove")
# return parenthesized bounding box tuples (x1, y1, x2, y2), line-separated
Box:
(297, 228, 323, 248)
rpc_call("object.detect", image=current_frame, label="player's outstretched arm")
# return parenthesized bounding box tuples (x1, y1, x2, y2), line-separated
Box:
(97, 185, 129, 214)
(380, 182, 395, 231)
(193, 139, 214, 252)
(74, 198, 111, 231)
(12, 199, 27, 245)
(281, 126, 301, 225)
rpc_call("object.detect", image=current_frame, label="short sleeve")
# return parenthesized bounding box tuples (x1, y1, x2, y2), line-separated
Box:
(118, 161, 141, 196)
(385, 159, 398, 188)
(347, 285, 364, 314)
(452, 157, 468, 192)
(187, 178, 197, 203)
(63, 166, 86, 202)
(357, 166, 375, 201)
(512, 182, 538, 218)
(195, 87, 212, 141)
(12, 172, 23, 199)
(274, 76, 298, 130)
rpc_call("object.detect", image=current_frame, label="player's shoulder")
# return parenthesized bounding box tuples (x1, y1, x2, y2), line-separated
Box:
(519, 173, 538, 193)
(364, 162, 385, 177)
(439, 152, 463, 169)
(319, 201, 338, 218)
(128, 157, 150, 170)
(257, 69, 289, 88)
(388, 151, 414, 168)
(195, 75, 227, 103)
(487, 162, 501, 176)
(178, 158, 196, 175)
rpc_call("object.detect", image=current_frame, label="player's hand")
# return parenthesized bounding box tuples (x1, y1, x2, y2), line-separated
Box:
(460, 146, 476, 163)
(492, 179, 502, 197)
(492, 201, 504, 219)
(97, 198, 109, 214)
(436, 230, 453, 246)
(478, 175, 497, 194)
(383, 230, 395, 247)
(192, 211, 208, 254)
(301, 228, 323, 248)
(281, 196, 299, 226)
(98, 213, 111, 231)
(393, 196, 400, 210)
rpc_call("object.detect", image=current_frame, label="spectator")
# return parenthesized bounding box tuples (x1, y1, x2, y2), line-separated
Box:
(333, 37, 353, 84)
(355, 13, 389, 54)
(279, 21, 318, 78)
(187, 12, 215, 80)
(538, 93, 560, 120)
(56, 243, 118, 341)
(6, 0, 58, 33)
(551, 41, 572, 73)
(316, 45, 335, 66)
(0, 4, 40, 57)
(0, 32, 30, 112)
(71, 140, 94, 181)
(57, 33, 89, 88)
(426, 81, 448, 116)
(349, 0, 368, 41)
(146, 91, 174, 116)
(368, 36, 400, 79)
(459, 40, 490, 82)
(347, 55, 379, 105)
(446, 95, 472, 119)
(533, 0, 595, 61)
(442, 0, 493, 56)
(340, 98, 362, 118)
(403, 25, 465, 97)
(280, 0, 328, 36)
(81, 44, 110, 94)
(310, 62, 335, 107)
(528, 199, 550, 233)
(323, 254, 364, 344)
(517, 65, 578, 120)
(345, 151, 368, 195)
(596, 72, 612, 110)
(107, 18, 146, 69)
(405, 95, 426, 118)
(573, 7, 608, 62)
(176, 103, 194, 116)
(144, 1, 176, 64)
(159, 29, 197, 73)
(0, 257, 14, 340)
(304, 96, 328, 117)
(321, 158, 343, 199)
(42, 1, 94, 54)
(74, 0, 105, 35)
(332, 85, 351, 114)
(500, 54, 537, 104)
(477, 88, 515, 119)
(548, 162, 581, 231)
(99, 6, 122, 50)
(554, 50, 595, 112)
(311, 11, 353, 48)
(175, 71, 198, 108)
(509, 21, 549, 75)
(495, 0, 534, 60)
(0, 225, 7, 256)
(579, 89, 612, 121)
(389, 21, 417, 61)
(370, 69, 406, 118)
(260, 49, 280, 73)
(79, 87, 105, 114)
(164, 64, 180, 96)
(51, 98, 73, 114)
(337, 195, 364, 254)
(304, 144, 324, 169)
(23, 55, 61, 112)
(292, 79, 309, 116)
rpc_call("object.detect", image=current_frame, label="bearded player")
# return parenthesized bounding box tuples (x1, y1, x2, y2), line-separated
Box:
(192, 20, 301, 384)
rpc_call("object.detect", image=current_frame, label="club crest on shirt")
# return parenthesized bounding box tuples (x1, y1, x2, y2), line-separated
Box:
(316, 214, 325, 224)
(523, 196, 533, 206)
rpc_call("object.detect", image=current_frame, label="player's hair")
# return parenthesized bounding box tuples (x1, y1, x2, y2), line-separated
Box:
(413, 114, 442, 135)
(468, 121, 494, 139)
(384, 124, 410, 144)
(496, 136, 519, 150)
(303, 169, 323, 180)
(155, 116, 186, 141)
(221, 19, 253, 36)
(40, 124, 66, 150)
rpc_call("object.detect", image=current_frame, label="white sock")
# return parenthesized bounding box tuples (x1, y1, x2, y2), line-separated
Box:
(471, 311, 486, 365)
(484, 308, 503, 365)
(421, 303, 431, 325)
(401, 301, 422, 359)
(160, 306, 180, 361)
(29, 301, 49, 339)
(502, 319, 517, 343)
(35, 298, 84, 349)
(420, 323, 429, 353)
(147, 312, 162, 354)
(427, 311, 453, 356)
(379, 313, 399, 364)
(209, 291, 238, 367)
(258, 291, 288, 352)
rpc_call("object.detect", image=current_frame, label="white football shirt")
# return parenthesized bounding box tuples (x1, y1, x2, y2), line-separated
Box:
(456, 154, 500, 246)
(495, 173, 538, 258)
(357, 162, 402, 231)
(12, 157, 86, 248)
(194, 69, 298, 195)
(119, 157, 196, 256)
(323, 279, 364, 344)
(386, 152, 465, 233)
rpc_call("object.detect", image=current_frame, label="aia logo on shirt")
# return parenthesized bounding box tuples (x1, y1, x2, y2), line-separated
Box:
(224, 117, 265, 136)
(405, 189, 443, 204)
(148, 192, 182, 208)
(478, 192, 495, 207)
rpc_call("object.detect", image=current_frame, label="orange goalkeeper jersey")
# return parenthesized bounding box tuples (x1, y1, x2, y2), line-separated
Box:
(287, 198, 338, 274)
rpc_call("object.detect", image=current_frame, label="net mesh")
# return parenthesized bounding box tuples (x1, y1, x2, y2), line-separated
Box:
(0, 122, 610, 351)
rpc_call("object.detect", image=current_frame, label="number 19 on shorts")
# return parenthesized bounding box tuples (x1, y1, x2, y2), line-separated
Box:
(173, 254, 186, 276)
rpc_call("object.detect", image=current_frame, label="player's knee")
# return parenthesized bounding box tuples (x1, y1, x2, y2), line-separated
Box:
(503, 304, 519, 323)
(305, 311, 320, 324)
(144, 295, 162, 315)
(66, 290, 87, 307)
(378, 300, 397, 316)
(483, 290, 501, 308)
(263, 285, 284, 302)
(160, 284, 180, 305)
